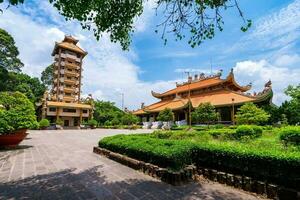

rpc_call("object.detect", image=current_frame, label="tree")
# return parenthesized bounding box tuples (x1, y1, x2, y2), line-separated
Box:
(191, 102, 218, 125)
(122, 113, 139, 125)
(261, 104, 280, 125)
(0, 28, 23, 71)
(93, 100, 125, 125)
(41, 64, 54, 88)
(1, 1, 250, 50)
(0, 71, 46, 104)
(235, 102, 270, 125)
(278, 85, 300, 125)
(157, 108, 174, 122)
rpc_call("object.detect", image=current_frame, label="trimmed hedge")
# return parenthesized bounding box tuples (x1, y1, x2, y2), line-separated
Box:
(99, 134, 194, 170)
(234, 125, 262, 139)
(280, 126, 300, 146)
(99, 133, 300, 189)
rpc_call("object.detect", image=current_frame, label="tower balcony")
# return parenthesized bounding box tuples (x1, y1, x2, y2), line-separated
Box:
(65, 70, 78, 77)
(65, 79, 76, 85)
(64, 87, 75, 93)
(63, 96, 75, 102)
(65, 62, 79, 70)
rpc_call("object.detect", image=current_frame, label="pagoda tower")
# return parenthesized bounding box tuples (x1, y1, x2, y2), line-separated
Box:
(42, 36, 92, 127)
(51, 35, 87, 103)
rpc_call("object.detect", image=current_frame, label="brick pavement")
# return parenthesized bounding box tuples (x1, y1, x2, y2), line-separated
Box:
(0, 129, 266, 200)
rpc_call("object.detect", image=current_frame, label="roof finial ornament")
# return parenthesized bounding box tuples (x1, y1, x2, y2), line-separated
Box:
(230, 68, 234, 74)
(264, 80, 272, 88)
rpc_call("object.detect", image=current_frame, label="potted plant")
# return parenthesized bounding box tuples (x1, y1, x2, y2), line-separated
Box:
(0, 92, 38, 147)
(39, 119, 50, 130)
(55, 118, 64, 130)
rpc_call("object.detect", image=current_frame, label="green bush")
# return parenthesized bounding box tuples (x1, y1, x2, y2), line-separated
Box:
(88, 119, 98, 127)
(56, 118, 63, 126)
(99, 134, 195, 169)
(0, 92, 37, 134)
(152, 130, 173, 139)
(111, 118, 120, 126)
(104, 120, 112, 126)
(213, 124, 225, 129)
(98, 133, 300, 189)
(279, 126, 300, 146)
(39, 119, 50, 128)
(234, 125, 262, 139)
(207, 129, 235, 140)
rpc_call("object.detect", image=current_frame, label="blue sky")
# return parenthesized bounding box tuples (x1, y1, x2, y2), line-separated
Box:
(0, 0, 300, 109)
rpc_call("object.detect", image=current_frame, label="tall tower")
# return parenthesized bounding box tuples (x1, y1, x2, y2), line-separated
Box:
(51, 35, 87, 103)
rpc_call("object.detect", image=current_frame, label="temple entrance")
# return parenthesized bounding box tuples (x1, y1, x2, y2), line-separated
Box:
(219, 107, 232, 122)
(64, 120, 70, 127)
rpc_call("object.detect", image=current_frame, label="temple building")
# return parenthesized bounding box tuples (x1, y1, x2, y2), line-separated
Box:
(41, 36, 93, 127)
(133, 69, 273, 124)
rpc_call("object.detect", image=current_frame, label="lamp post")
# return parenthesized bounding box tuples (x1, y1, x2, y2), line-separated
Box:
(188, 78, 192, 129)
(231, 98, 235, 125)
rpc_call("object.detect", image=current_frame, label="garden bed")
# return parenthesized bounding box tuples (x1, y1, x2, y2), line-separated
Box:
(98, 129, 300, 192)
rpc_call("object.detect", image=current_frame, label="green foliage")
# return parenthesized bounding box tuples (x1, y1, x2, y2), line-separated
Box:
(41, 64, 54, 87)
(152, 130, 173, 139)
(235, 125, 262, 139)
(99, 134, 195, 170)
(1, 1, 249, 50)
(281, 114, 288, 126)
(235, 103, 270, 125)
(93, 100, 125, 125)
(278, 85, 300, 125)
(121, 113, 139, 125)
(0, 91, 37, 134)
(99, 129, 300, 188)
(0, 28, 23, 71)
(261, 104, 281, 125)
(88, 119, 98, 127)
(0, 67, 46, 104)
(111, 118, 120, 126)
(279, 126, 300, 146)
(39, 119, 50, 128)
(55, 118, 63, 126)
(191, 103, 218, 124)
(157, 108, 174, 122)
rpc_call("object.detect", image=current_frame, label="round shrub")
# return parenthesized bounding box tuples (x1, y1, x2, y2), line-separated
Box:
(0, 92, 37, 134)
(235, 125, 262, 139)
(88, 119, 98, 128)
(56, 118, 63, 126)
(39, 119, 50, 129)
(279, 126, 300, 146)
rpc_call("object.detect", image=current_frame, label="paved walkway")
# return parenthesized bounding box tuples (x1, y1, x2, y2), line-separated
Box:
(0, 129, 266, 200)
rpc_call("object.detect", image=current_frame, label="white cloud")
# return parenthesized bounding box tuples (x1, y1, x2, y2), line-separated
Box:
(233, 58, 300, 105)
(228, 0, 300, 55)
(0, 2, 174, 110)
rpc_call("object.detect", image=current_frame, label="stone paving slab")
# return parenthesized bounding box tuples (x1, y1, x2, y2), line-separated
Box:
(0, 129, 267, 200)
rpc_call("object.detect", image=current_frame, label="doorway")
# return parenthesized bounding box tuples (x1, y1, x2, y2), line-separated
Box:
(64, 120, 70, 127)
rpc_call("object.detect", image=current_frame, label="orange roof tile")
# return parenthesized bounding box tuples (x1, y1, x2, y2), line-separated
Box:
(144, 99, 189, 113)
(57, 42, 87, 55)
(153, 77, 223, 98)
(132, 109, 146, 115)
(190, 90, 255, 107)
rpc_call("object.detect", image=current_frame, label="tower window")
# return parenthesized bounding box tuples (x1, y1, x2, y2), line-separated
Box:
(49, 107, 56, 112)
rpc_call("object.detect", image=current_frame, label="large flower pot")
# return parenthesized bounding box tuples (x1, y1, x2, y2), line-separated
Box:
(0, 130, 28, 147)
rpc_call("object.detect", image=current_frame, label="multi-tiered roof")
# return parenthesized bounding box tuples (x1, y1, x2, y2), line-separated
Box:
(134, 69, 273, 115)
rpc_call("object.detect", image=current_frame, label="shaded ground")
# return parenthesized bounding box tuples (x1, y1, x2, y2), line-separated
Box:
(0, 129, 266, 200)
